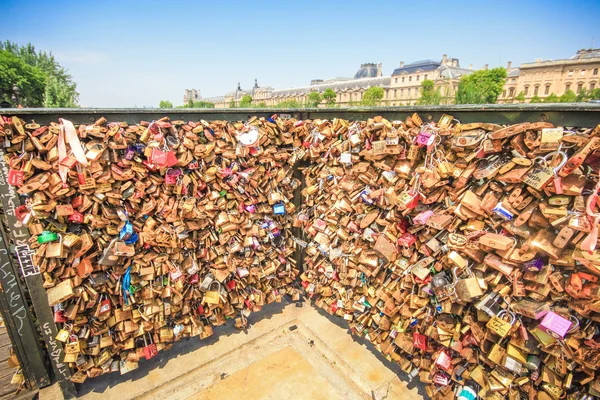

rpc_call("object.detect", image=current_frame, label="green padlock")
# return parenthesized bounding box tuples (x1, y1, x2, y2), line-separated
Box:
(38, 231, 58, 244)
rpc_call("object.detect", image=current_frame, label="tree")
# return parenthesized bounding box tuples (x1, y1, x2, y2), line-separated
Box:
(274, 99, 301, 108)
(323, 88, 336, 106)
(514, 91, 525, 103)
(576, 89, 589, 102)
(256, 102, 267, 108)
(559, 90, 577, 103)
(307, 92, 322, 107)
(192, 101, 214, 108)
(455, 67, 507, 104)
(228, 99, 236, 108)
(543, 93, 560, 103)
(239, 95, 252, 108)
(159, 100, 173, 108)
(589, 89, 600, 100)
(417, 80, 442, 105)
(1, 41, 78, 107)
(361, 87, 384, 106)
(0, 50, 46, 107)
(530, 95, 542, 103)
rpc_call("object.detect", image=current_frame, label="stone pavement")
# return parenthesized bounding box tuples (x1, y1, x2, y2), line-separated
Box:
(41, 299, 425, 400)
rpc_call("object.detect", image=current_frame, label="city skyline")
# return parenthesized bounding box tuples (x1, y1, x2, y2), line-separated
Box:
(2, 0, 600, 107)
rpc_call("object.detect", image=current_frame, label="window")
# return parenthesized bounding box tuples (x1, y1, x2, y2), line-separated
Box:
(416, 75, 420, 81)
(424, 74, 428, 80)
(402, 77, 405, 83)
(524, 86, 529, 96)
(534, 85, 539, 95)
(577, 83, 583, 93)
(508, 88, 515, 97)
(580, 69, 586, 76)
(545, 85, 550, 95)
(409, 76, 412, 82)
(594, 68, 599, 76)
(400, 89, 404, 97)
(393, 89, 397, 99)
(565, 83, 571, 92)
(502, 90, 506, 98)
(568, 70, 574, 77)
(591, 83, 596, 90)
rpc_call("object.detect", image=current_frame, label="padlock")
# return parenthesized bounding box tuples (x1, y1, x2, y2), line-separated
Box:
(142, 333, 158, 360)
(486, 309, 516, 338)
(454, 266, 483, 301)
(7, 155, 25, 186)
(45, 233, 64, 258)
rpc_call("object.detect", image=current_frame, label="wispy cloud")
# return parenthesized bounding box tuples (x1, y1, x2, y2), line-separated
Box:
(54, 51, 107, 64)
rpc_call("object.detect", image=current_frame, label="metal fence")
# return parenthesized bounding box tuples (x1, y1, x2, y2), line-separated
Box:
(0, 104, 599, 398)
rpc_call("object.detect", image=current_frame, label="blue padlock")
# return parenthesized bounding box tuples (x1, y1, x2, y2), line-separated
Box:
(120, 221, 134, 241)
(124, 232, 138, 245)
(273, 203, 286, 215)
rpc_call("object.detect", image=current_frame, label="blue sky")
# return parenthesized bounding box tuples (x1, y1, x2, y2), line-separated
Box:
(2, 0, 599, 107)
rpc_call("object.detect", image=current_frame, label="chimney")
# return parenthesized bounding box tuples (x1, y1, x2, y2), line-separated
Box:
(469, 64, 473, 70)
(507, 61, 512, 69)
(377, 63, 382, 77)
(400, 61, 404, 67)
(484, 64, 489, 70)
(452, 59, 458, 67)
(442, 54, 447, 64)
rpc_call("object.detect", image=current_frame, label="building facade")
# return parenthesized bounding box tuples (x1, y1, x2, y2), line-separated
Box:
(499, 49, 600, 103)
(183, 55, 473, 108)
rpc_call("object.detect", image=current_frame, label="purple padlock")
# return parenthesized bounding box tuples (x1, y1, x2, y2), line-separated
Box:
(165, 168, 182, 185)
(125, 146, 135, 160)
(538, 311, 572, 338)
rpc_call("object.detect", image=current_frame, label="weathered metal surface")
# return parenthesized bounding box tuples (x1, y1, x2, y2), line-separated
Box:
(0, 220, 51, 388)
(3, 103, 600, 126)
(0, 148, 77, 398)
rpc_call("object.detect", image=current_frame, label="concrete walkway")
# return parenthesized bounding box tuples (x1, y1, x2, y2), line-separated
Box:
(41, 299, 424, 400)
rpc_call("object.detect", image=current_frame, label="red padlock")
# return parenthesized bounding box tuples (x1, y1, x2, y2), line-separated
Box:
(68, 211, 85, 223)
(413, 332, 428, 351)
(15, 205, 30, 222)
(7, 156, 25, 186)
(226, 280, 236, 291)
(143, 334, 158, 360)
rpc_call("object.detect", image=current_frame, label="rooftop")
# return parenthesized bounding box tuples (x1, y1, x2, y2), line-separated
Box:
(392, 60, 441, 76)
(354, 63, 381, 79)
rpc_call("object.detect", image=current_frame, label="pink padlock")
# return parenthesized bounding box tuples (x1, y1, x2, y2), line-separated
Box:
(538, 311, 572, 338)
(413, 210, 434, 225)
(416, 131, 435, 148)
(165, 168, 182, 185)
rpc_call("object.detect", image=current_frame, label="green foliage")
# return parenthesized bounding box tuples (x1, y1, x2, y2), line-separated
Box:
(543, 93, 560, 103)
(274, 99, 301, 108)
(455, 67, 507, 104)
(559, 90, 577, 103)
(514, 91, 525, 102)
(193, 101, 214, 108)
(228, 99, 236, 108)
(0, 50, 46, 107)
(529, 95, 542, 103)
(239, 95, 252, 108)
(255, 102, 267, 108)
(1, 41, 78, 107)
(361, 87, 384, 106)
(417, 80, 442, 105)
(307, 92, 322, 107)
(576, 89, 590, 102)
(323, 88, 336, 106)
(589, 89, 600, 100)
(159, 100, 173, 108)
